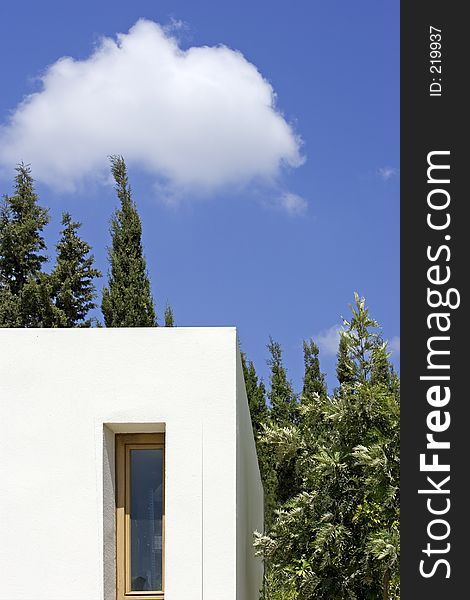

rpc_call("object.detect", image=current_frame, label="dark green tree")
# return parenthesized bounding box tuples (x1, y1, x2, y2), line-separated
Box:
(0, 163, 58, 327)
(302, 339, 327, 400)
(242, 351, 269, 435)
(101, 156, 157, 327)
(297, 339, 328, 442)
(336, 332, 356, 386)
(267, 337, 300, 506)
(267, 337, 298, 427)
(0, 285, 18, 326)
(164, 303, 175, 327)
(0, 163, 49, 294)
(50, 212, 101, 327)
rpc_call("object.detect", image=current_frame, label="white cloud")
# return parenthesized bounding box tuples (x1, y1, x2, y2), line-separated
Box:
(0, 19, 304, 201)
(388, 336, 400, 354)
(278, 192, 308, 216)
(377, 166, 398, 181)
(315, 324, 342, 356)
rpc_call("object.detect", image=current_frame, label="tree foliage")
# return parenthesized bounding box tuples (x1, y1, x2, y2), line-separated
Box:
(164, 303, 175, 327)
(268, 337, 298, 427)
(266, 338, 301, 508)
(101, 156, 157, 327)
(255, 294, 400, 600)
(0, 163, 49, 294)
(302, 339, 327, 400)
(1, 165, 101, 327)
(0, 163, 57, 326)
(51, 212, 101, 327)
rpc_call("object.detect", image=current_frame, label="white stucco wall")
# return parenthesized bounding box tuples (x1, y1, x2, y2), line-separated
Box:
(0, 328, 263, 600)
(236, 350, 265, 600)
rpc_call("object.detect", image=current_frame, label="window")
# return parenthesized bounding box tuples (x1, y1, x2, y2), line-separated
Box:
(116, 434, 165, 600)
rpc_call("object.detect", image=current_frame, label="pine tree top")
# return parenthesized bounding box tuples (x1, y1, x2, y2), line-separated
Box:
(0, 163, 49, 294)
(241, 351, 268, 434)
(267, 337, 298, 426)
(52, 211, 101, 327)
(164, 303, 175, 327)
(101, 156, 157, 327)
(302, 338, 327, 399)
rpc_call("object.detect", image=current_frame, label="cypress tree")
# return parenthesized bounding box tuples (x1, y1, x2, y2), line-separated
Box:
(0, 163, 54, 326)
(267, 337, 300, 505)
(164, 303, 175, 327)
(0, 163, 49, 294)
(241, 351, 269, 435)
(299, 339, 328, 434)
(51, 212, 101, 327)
(302, 339, 327, 399)
(101, 156, 157, 327)
(267, 337, 298, 426)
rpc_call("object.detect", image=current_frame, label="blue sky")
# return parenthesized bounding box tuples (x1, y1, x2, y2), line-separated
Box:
(0, 1, 399, 391)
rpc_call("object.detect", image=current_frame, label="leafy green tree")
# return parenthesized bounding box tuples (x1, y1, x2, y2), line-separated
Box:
(0, 163, 58, 326)
(341, 294, 383, 384)
(101, 156, 157, 327)
(255, 295, 400, 600)
(164, 303, 175, 327)
(50, 212, 101, 327)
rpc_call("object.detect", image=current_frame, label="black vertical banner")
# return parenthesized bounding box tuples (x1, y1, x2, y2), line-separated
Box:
(401, 3, 468, 598)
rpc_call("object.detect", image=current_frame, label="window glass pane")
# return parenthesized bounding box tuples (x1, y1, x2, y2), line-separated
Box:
(130, 448, 163, 591)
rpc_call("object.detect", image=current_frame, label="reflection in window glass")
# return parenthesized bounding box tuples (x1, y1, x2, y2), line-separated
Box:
(130, 449, 163, 591)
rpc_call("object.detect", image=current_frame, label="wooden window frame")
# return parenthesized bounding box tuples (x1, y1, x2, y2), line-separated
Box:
(116, 433, 165, 600)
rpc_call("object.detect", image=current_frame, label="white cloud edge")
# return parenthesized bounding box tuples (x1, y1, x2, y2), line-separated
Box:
(279, 191, 308, 216)
(377, 166, 398, 181)
(315, 324, 342, 356)
(0, 19, 305, 214)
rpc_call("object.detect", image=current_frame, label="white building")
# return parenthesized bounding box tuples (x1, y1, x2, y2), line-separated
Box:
(0, 327, 264, 600)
